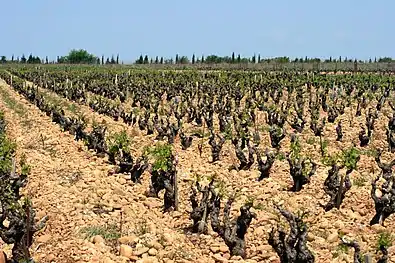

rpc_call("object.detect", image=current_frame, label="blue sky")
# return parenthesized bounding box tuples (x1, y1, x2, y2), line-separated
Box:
(2, 0, 393, 62)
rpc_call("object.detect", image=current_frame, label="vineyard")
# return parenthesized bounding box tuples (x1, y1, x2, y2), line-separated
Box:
(0, 66, 394, 263)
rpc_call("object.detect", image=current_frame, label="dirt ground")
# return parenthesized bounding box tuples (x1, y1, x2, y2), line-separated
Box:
(0, 78, 394, 263)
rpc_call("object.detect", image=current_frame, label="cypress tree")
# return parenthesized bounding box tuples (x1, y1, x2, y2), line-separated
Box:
(137, 55, 144, 64)
(27, 54, 33, 63)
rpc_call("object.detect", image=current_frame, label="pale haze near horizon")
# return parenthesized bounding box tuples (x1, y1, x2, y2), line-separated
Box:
(2, 0, 393, 63)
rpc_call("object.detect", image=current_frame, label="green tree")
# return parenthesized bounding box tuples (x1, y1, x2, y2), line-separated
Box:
(378, 57, 393, 63)
(116, 54, 119, 64)
(205, 55, 220, 64)
(175, 54, 179, 64)
(231, 52, 235, 63)
(179, 56, 189, 64)
(201, 55, 205, 63)
(271, 56, 290, 63)
(160, 57, 164, 64)
(155, 56, 159, 64)
(21, 54, 26, 63)
(252, 54, 256, 63)
(144, 55, 149, 64)
(11, 55, 14, 62)
(27, 54, 33, 63)
(136, 55, 143, 64)
(101, 55, 104, 65)
(237, 54, 241, 63)
(311, 57, 321, 63)
(258, 54, 261, 63)
(0, 56, 6, 64)
(45, 56, 49, 64)
(192, 54, 195, 64)
(59, 49, 97, 64)
(27, 55, 40, 64)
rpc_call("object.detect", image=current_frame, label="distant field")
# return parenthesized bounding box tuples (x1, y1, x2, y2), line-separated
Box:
(2, 60, 395, 72)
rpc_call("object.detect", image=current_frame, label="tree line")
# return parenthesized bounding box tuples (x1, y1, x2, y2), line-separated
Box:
(135, 53, 395, 65)
(0, 49, 121, 65)
(1, 49, 395, 65)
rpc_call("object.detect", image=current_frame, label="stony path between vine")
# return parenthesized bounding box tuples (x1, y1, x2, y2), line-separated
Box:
(0, 80, 122, 262)
(0, 80, 214, 263)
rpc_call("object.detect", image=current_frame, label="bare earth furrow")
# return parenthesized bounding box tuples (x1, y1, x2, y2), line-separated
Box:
(0, 80, 208, 263)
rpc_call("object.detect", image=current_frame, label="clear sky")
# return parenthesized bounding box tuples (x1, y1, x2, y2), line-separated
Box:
(2, 0, 393, 63)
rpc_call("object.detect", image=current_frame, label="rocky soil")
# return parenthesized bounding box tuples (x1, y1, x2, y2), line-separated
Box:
(0, 78, 394, 263)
